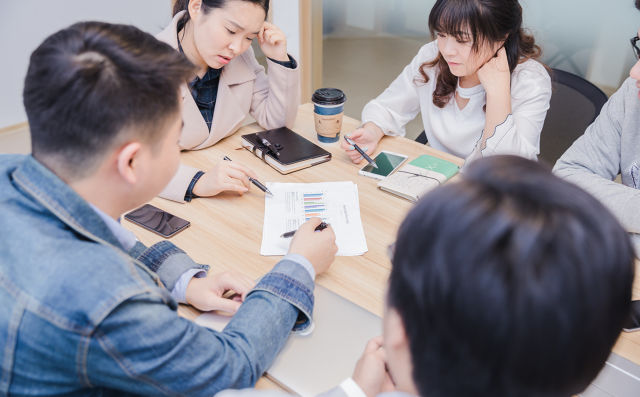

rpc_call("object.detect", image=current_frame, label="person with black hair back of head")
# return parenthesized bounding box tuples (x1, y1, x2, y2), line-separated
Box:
(218, 155, 635, 397)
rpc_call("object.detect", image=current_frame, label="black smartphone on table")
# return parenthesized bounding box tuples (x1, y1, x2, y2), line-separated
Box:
(623, 300, 640, 332)
(124, 204, 190, 238)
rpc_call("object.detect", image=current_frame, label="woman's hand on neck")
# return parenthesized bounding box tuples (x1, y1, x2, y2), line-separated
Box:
(180, 21, 209, 78)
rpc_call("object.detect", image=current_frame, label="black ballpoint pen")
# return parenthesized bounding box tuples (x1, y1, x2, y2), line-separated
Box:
(223, 156, 274, 197)
(344, 136, 378, 169)
(281, 222, 329, 238)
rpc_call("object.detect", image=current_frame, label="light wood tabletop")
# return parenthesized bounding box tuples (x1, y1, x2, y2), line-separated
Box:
(122, 103, 640, 372)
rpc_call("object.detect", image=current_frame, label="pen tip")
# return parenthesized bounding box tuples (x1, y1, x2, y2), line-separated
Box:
(266, 191, 274, 197)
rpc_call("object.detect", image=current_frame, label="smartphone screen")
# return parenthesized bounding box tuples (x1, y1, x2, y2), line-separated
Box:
(623, 300, 640, 332)
(360, 151, 407, 178)
(124, 204, 190, 238)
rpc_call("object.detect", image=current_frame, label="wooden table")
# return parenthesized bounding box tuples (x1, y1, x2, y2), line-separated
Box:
(123, 103, 640, 375)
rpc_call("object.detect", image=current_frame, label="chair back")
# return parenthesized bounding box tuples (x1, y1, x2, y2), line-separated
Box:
(539, 68, 608, 165)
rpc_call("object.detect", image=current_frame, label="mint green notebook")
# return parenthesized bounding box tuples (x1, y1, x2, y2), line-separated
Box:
(408, 155, 459, 178)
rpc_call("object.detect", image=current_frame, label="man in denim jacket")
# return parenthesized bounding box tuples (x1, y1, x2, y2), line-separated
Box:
(0, 22, 337, 396)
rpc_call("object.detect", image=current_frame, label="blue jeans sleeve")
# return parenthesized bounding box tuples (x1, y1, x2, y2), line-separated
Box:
(84, 258, 315, 395)
(129, 240, 209, 291)
(249, 258, 315, 333)
(87, 284, 300, 395)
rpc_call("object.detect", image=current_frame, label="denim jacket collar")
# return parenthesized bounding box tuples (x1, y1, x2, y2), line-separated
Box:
(11, 155, 126, 251)
(11, 156, 168, 290)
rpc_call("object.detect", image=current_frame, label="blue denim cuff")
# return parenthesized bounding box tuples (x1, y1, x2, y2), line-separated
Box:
(249, 259, 315, 333)
(135, 240, 209, 291)
(282, 253, 315, 280)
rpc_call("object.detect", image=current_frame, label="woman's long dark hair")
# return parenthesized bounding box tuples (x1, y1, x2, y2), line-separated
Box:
(173, 0, 270, 30)
(419, 0, 543, 108)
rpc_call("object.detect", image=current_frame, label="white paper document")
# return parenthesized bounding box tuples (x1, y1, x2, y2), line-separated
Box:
(261, 182, 368, 256)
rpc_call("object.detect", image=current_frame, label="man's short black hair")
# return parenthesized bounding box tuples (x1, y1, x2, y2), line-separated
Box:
(636, 0, 640, 11)
(388, 156, 635, 397)
(23, 22, 194, 178)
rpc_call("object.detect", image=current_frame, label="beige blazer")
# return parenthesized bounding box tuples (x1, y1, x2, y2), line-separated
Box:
(156, 11, 300, 202)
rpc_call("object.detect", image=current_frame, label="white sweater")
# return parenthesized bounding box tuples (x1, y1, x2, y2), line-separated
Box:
(362, 40, 552, 161)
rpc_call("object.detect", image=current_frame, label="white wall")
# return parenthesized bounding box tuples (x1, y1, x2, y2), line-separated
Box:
(520, 0, 638, 91)
(324, 0, 431, 37)
(0, 0, 173, 128)
(271, 0, 300, 62)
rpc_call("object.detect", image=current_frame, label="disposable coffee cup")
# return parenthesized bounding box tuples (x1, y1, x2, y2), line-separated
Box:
(312, 88, 346, 143)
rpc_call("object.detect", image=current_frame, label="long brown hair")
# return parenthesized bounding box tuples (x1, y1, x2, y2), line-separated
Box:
(419, 0, 542, 108)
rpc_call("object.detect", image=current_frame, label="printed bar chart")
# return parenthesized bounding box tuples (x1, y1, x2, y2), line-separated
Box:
(303, 193, 326, 220)
(262, 182, 368, 256)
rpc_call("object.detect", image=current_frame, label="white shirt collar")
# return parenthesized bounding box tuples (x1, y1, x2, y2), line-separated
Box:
(89, 203, 138, 251)
(456, 81, 485, 99)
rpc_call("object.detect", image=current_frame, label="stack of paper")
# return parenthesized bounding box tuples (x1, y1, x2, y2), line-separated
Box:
(260, 182, 368, 256)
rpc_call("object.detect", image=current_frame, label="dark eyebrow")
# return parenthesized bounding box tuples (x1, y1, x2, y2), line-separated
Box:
(452, 31, 471, 38)
(227, 19, 260, 35)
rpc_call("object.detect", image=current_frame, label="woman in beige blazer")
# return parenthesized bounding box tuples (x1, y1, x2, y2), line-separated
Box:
(157, 0, 300, 202)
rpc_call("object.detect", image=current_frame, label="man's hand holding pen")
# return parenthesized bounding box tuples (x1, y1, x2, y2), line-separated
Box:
(288, 218, 337, 275)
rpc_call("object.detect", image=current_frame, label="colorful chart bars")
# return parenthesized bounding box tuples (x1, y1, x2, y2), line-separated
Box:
(303, 193, 326, 220)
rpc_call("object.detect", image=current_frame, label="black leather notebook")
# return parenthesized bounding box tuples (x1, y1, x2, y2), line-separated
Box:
(241, 127, 331, 174)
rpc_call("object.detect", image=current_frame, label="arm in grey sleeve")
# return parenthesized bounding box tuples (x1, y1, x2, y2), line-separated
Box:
(553, 80, 640, 235)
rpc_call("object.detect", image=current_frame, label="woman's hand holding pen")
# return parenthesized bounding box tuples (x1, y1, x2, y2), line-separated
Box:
(288, 218, 337, 275)
(341, 122, 385, 164)
(193, 160, 258, 197)
(185, 270, 256, 314)
(258, 22, 288, 62)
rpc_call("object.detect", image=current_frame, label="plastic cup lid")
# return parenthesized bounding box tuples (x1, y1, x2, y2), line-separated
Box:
(312, 88, 346, 105)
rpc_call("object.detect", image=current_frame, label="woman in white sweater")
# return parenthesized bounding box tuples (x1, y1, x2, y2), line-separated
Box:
(341, 0, 551, 164)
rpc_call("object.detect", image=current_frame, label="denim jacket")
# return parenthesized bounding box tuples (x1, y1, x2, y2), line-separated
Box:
(0, 155, 315, 396)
